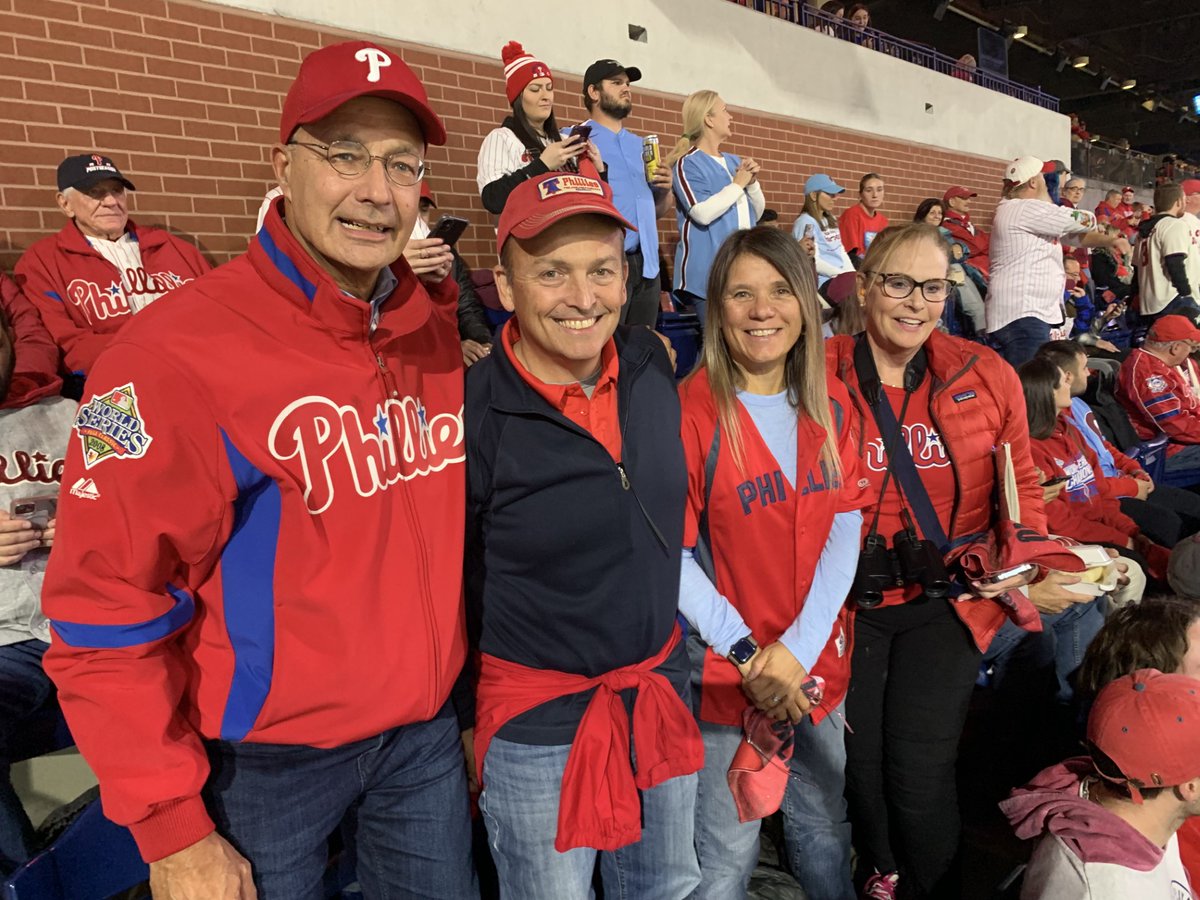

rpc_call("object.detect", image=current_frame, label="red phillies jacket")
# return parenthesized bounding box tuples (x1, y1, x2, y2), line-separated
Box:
(827, 330, 1049, 653)
(1117, 348, 1200, 451)
(679, 369, 868, 725)
(942, 209, 991, 280)
(1030, 416, 1138, 547)
(41, 203, 467, 862)
(13, 219, 210, 376)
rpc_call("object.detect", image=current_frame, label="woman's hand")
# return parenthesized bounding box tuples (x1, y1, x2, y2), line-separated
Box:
(1027, 570, 1087, 615)
(584, 139, 605, 174)
(539, 135, 587, 171)
(404, 238, 454, 283)
(733, 159, 758, 189)
(962, 565, 1037, 602)
(741, 642, 813, 724)
(461, 340, 491, 368)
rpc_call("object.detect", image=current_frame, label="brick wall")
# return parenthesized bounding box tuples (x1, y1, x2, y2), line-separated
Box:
(0, 0, 1006, 276)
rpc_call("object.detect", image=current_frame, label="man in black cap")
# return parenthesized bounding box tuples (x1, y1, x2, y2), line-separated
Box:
(580, 59, 673, 328)
(13, 154, 210, 380)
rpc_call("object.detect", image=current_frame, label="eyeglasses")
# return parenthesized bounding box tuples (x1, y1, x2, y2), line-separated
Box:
(865, 271, 953, 303)
(289, 140, 428, 187)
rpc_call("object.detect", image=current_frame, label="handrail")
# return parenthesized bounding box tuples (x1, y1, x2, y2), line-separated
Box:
(726, 1, 1059, 112)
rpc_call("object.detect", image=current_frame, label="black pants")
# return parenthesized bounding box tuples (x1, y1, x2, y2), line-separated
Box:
(844, 597, 982, 898)
(1121, 485, 1200, 547)
(620, 248, 661, 328)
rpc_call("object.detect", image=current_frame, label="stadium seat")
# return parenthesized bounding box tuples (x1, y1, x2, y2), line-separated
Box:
(470, 269, 512, 334)
(656, 310, 702, 378)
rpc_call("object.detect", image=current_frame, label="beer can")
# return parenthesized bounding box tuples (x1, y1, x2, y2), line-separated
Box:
(642, 134, 660, 181)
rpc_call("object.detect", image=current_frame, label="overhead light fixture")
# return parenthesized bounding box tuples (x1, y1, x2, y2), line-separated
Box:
(1099, 74, 1116, 90)
(1121, 79, 1137, 90)
(1012, 24, 1028, 40)
(933, 0, 951, 21)
(1142, 97, 1157, 112)
(1071, 55, 1089, 69)
(1089, 134, 1100, 143)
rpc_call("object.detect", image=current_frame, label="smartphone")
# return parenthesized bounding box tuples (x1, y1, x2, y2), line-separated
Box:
(803, 224, 815, 239)
(1065, 277, 1078, 293)
(567, 124, 592, 143)
(428, 215, 469, 247)
(10, 495, 57, 530)
(985, 562, 1035, 584)
(1040, 475, 1069, 487)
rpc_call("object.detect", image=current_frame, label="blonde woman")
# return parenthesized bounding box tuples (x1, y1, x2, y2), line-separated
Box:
(670, 91, 765, 325)
(678, 226, 866, 899)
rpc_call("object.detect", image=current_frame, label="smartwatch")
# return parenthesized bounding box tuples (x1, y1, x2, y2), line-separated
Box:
(727, 635, 758, 666)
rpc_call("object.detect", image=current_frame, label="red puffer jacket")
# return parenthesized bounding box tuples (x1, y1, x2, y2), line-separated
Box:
(827, 330, 1048, 652)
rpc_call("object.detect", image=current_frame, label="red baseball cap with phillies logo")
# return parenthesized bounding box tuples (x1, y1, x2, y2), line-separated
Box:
(496, 166, 636, 256)
(280, 41, 447, 146)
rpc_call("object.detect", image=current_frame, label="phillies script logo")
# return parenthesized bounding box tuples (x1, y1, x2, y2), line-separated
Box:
(66, 270, 191, 323)
(268, 395, 465, 514)
(865, 423, 950, 472)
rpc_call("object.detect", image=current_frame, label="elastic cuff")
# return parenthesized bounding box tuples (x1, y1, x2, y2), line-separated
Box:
(128, 795, 216, 863)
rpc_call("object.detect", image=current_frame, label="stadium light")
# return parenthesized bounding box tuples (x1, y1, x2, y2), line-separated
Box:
(1071, 55, 1089, 69)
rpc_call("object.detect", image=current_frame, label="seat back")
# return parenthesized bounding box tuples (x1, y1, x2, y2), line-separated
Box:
(470, 269, 512, 332)
(2, 801, 147, 900)
(656, 311, 702, 378)
(1125, 434, 1169, 483)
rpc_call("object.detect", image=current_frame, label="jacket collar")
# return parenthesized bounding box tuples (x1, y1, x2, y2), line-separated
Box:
(53, 218, 165, 257)
(832, 329, 978, 390)
(248, 197, 431, 339)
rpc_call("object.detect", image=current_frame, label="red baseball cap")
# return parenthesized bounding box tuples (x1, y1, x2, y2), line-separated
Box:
(419, 181, 437, 208)
(1122, 185, 1135, 193)
(1147, 315, 1200, 344)
(496, 169, 635, 256)
(280, 41, 446, 146)
(1088, 669, 1200, 800)
(943, 186, 977, 203)
(1182, 179, 1200, 196)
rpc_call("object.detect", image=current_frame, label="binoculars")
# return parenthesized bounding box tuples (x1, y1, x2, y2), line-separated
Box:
(851, 527, 952, 609)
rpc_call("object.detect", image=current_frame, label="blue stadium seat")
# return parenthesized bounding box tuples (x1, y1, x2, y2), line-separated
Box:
(656, 310, 702, 378)
(1125, 434, 1169, 484)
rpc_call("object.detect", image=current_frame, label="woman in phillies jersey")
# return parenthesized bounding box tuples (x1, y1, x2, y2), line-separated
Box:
(827, 223, 1084, 899)
(678, 226, 869, 900)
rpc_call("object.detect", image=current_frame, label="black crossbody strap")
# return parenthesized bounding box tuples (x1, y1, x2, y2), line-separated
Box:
(694, 421, 721, 582)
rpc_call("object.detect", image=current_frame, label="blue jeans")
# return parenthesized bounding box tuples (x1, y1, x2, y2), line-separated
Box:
(692, 711, 854, 900)
(1163, 444, 1200, 488)
(1142, 295, 1200, 324)
(478, 737, 700, 900)
(983, 598, 1107, 704)
(990, 316, 1052, 368)
(0, 639, 53, 876)
(204, 704, 476, 900)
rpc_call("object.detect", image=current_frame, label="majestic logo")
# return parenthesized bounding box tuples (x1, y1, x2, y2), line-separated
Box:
(69, 477, 101, 500)
(268, 395, 465, 514)
(865, 423, 950, 472)
(538, 175, 604, 199)
(74, 384, 153, 469)
(354, 47, 392, 83)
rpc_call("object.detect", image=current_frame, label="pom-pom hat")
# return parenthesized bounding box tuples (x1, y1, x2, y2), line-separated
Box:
(502, 41, 552, 104)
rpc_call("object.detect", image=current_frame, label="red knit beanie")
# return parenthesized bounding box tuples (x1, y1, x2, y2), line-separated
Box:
(501, 41, 552, 104)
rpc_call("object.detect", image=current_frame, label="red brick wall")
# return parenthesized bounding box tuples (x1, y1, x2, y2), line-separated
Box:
(0, 0, 1006, 276)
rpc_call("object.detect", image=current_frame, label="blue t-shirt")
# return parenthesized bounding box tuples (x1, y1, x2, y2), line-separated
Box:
(792, 212, 852, 287)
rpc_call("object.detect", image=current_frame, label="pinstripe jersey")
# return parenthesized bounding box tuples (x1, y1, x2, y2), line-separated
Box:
(985, 198, 1095, 333)
(476, 126, 547, 194)
(86, 233, 163, 313)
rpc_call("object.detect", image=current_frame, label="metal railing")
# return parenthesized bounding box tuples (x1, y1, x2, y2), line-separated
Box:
(1069, 140, 1158, 189)
(726, 1, 1059, 111)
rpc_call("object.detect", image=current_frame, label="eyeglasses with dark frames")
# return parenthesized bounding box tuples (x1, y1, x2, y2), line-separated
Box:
(864, 270, 953, 303)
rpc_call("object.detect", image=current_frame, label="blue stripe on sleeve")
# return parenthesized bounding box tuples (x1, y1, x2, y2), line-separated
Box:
(51, 583, 195, 649)
(1144, 393, 1175, 407)
(1154, 409, 1181, 422)
(46, 291, 63, 303)
(218, 430, 281, 742)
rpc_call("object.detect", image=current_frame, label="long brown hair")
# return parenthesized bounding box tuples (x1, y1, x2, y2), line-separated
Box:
(801, 190, 838, 230)
(1017, 356, 1063, 440)
(688, 226, 839, 476)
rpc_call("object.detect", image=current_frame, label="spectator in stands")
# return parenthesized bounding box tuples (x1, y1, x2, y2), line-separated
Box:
(0, 276, 76, 877)
(952, 54, 977, 83)
(467, 169, 701, 899)
(1060, 177, 1086, 210)
(669, 91, 765, 326)
(1117, 315, 1200, 483)
(913, 198, 985, 336)
(839, 172, 889, 268)
(581, 58, 674, 328)
(1069, 113, 1091, 144)
(792, 174, 853, 290)
(827, 222, 1086, 899)
(1002, 669, 1200, 899)
(13, 154, 210, 380)
(1019, 357, 1163, 581)
(41, 42, 477, 898)
(1095, 189, 1123, 228)
(815, 1, 844, 36)
(845, 4, 875, 50)
(941, 186, 991, 282)
(1039, 340, 1200, 547)
(987, 156, 1127, 367)
(1117, 186, 1139, 236)
(678, 227, 866, 900)
(477, 41, 604, 216)
(1090, 223, 1135, 303)
(1135, 183, 1196, 323)
(1179, 181, 1200, 312)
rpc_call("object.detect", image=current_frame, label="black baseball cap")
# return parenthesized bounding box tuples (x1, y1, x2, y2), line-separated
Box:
(583, 59, 642, 88)
(56, 154, 136, 193)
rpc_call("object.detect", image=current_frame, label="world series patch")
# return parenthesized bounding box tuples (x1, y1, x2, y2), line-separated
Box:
(74, 383, 153, 469)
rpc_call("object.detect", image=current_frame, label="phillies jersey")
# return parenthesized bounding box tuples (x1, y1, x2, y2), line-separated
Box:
(40, 202, 468, 862)
(14, 219, 210, 376)
(680, 370, 869, 725)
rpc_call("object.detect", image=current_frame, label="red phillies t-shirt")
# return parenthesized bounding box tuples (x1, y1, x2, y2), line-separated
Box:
(858, 379, 958, 607)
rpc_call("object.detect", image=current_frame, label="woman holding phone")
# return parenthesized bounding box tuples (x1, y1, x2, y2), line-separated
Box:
(476, 41, 604, 215)
(678, 226, 866, 900)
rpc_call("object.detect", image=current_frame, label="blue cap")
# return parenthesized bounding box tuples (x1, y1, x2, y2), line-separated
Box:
(804, 173, 845, 196)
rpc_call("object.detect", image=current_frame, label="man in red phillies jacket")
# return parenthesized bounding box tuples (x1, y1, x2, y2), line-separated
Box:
(13, 154, 211, 379)
(941, 185, 991, 281)
(40, 42, 477, 899)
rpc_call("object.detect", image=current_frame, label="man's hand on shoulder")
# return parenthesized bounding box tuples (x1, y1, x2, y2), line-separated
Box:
(149, 832, 257, 900)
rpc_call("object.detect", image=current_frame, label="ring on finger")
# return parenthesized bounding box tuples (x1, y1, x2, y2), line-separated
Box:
(770, 694, 781, 705)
